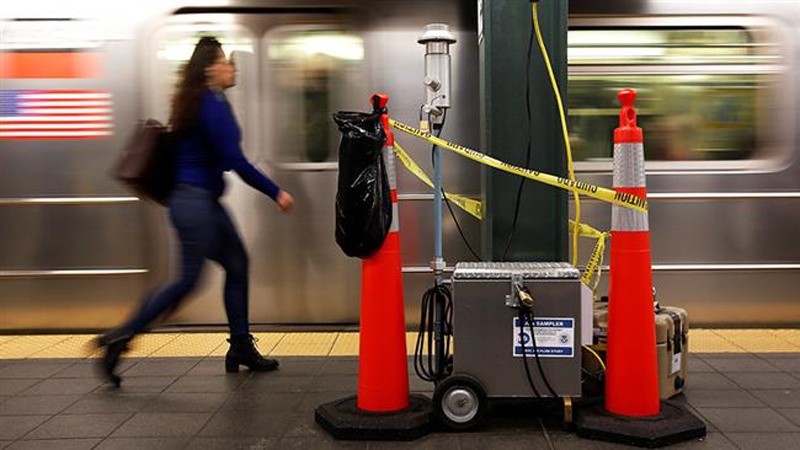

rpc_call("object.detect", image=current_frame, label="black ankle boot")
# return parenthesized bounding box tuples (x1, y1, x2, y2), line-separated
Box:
(225, 334, 279, 373)
(95, 329, 133, 387)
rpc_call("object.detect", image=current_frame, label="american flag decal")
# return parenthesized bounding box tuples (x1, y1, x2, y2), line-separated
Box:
(0, 90, 113, 140)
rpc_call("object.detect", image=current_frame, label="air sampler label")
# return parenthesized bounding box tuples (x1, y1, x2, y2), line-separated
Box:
(513, 317, 574, 358)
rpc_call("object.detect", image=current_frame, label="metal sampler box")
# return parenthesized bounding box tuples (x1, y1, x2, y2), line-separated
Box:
(452, 262, 582, 398)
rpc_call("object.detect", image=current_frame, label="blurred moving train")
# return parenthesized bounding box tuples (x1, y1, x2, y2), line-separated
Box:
(1, 0, 799, 330)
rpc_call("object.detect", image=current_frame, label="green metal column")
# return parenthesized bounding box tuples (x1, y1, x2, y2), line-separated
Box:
(479, 0, 568, 261)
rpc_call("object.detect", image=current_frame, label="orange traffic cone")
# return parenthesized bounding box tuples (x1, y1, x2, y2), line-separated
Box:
(316, 94, 432, 440)
(605, 88, 660, 416)
(358, 93, 409, 411)
(575, 89, 705, 446)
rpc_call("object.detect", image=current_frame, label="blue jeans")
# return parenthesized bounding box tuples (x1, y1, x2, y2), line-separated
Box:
(125, 184, 250, 336)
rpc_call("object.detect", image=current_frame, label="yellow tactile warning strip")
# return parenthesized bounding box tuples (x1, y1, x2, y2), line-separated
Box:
(271, 332, 338, 356)
(150, 333, 226, 358)
(29, 335, 98, 359)
(125, 334, 181, 358)
(330, 333, 359, 356)
(0, 335, 73, 359)
(2, 330, 800, 359)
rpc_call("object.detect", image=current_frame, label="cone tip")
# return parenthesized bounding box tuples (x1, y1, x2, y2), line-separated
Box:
(618, 89, 636, 108)
(614, 88, 642, 142)
(371, 93, 389, 110)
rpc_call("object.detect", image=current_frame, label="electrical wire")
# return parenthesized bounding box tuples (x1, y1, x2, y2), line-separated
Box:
(525, 308, 559, 398)
(414, 283, 453, 383)
(533, 2, 582, 266)
(515, 290, 557, 398)
(429, 112, 482, 261)
(500, 14, 535, 261)
(580, 349, 606, 399)
(442, 185, 482, 261)
(582, 344, 606, 372)
(518, 309, 541, 398)
(413, 112, 481, 385)
(414, 108, 481, 384)
(516, 292, 569, 445)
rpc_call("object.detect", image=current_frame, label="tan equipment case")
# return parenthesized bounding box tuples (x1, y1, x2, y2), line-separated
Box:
(655, 306, 688, 399)
(592, 303, 689, 399)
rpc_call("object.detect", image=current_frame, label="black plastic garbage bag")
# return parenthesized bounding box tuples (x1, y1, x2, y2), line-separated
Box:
(333, 111, 392, 258)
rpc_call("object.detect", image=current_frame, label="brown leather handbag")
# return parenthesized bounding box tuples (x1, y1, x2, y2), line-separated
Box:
(113, 119, 177, 205)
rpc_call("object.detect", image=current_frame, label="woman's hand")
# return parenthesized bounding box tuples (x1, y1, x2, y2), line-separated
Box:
(276, 191, 294, 212)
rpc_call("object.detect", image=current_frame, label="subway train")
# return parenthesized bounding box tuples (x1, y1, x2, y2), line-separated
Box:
(1, 0, 798, 330)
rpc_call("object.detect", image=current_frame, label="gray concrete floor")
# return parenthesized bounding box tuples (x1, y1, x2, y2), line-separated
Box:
(1, 353, 799, 449)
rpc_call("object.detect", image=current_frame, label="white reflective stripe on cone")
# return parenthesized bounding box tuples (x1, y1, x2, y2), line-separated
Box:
(612, 205, 649, 232)
(384, 144, 400, 232)
(390, 198, 400, 232)
(383, 145, 398, 189)
(613, 143, 646, 188)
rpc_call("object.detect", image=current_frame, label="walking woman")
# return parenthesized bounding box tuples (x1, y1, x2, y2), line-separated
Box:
(96, 36, 294, 386)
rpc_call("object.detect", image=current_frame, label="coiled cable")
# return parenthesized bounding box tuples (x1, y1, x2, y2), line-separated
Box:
(414, 283, 453, 383)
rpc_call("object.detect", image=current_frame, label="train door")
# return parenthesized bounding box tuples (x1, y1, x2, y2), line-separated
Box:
(254, 26, 366, 323)
(146, 10, 366, 326)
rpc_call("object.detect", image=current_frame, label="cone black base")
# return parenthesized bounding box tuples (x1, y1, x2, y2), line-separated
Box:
(315, 394, 432, 441)
(574, 401, 707, 448)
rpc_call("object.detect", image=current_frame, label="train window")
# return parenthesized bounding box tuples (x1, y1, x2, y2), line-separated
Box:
(567, 22, 785, 168)
(569, 28, 771, 66)
(262, 27, 364, 164)
(569, 73, 758, 162)
(149, 22, 258, 155)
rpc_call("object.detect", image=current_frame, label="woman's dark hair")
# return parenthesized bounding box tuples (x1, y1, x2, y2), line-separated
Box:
(170, 36, 223, 133)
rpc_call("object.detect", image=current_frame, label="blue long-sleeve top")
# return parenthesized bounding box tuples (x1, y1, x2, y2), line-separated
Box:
(175, 90, 281, 200)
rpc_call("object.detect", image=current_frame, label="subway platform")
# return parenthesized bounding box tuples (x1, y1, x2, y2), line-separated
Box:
(2, 330, 800, 449)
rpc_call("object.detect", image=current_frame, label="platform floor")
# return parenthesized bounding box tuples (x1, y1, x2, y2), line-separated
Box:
(1, 330, 800, 449)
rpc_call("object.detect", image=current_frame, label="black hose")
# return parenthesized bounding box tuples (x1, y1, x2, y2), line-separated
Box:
(516, 285, 558, 398)
(518, 309, 541, 397)
(526, 309, 559, 398)
(501, 16, 536, 261)
(414, 283, 453, 383)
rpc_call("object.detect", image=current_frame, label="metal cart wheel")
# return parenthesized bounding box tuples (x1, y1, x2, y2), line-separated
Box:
(433, 374, 488, 430)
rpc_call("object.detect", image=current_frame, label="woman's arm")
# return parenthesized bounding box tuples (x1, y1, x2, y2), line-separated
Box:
(203, 93, 281, 200)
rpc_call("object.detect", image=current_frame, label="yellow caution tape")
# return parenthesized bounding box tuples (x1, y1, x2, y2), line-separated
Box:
(394, 141, 483, 220)
(389, 119, 648, 213)
(397, 140, 609, 288)
(569, 220, 605, 240)
(583, 233, 607, 288)
(569, 220, 608, 289)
